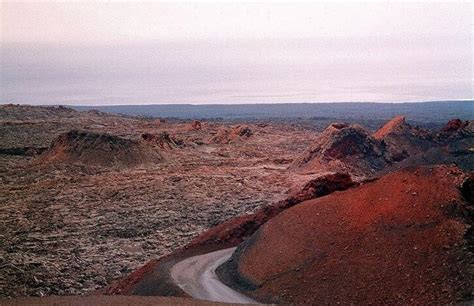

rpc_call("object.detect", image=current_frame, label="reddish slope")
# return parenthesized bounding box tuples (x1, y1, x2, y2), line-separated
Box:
(220, 165, 473, 304)
(372, 115, 408, 139)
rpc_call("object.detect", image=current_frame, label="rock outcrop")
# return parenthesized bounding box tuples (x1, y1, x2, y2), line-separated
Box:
(372, 115, 410, 139)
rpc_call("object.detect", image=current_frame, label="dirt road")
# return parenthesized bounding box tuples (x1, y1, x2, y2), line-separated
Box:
(170, 247, 257, 304)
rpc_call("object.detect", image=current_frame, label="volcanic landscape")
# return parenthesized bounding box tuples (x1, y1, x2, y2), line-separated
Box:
(0, 103, 473, 304)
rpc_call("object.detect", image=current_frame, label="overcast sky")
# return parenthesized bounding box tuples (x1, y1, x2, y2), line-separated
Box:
(1, 1, 472, 105)
(3, 1, 472, 43)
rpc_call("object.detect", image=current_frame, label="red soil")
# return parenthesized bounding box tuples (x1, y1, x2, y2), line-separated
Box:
(227, 165, 472, 304)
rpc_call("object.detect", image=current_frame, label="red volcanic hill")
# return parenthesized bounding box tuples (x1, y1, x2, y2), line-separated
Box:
(291, 123, 388, 178)
(41, 130, 164, 167)
(218, 165, 473, 304)
(373, 116, 435, 162)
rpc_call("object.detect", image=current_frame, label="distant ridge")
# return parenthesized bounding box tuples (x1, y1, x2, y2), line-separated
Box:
(69, 100, 474, 122)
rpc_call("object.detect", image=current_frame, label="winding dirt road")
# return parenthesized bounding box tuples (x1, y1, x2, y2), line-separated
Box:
(170, 247, 257, 304)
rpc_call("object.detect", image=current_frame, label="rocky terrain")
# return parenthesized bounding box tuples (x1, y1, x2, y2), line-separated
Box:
(103, 113, 472, 304)
(0, 104, 319, 297)
(1, 104, 472, 304)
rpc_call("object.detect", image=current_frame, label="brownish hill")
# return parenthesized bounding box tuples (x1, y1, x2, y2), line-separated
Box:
(439, 119, 473, 141)
(385, 119, 473, 172)
(209, 125, 253, 144)
(0, 295, 224, 306)
(293, 117, 472, 179)
(291, 123, 388, 178)
(218, 165, 473, 304)
(441, 118, 470, 134)
(41, 130, 163, 167)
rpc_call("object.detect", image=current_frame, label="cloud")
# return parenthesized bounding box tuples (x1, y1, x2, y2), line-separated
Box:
(1, 2, 471, 43)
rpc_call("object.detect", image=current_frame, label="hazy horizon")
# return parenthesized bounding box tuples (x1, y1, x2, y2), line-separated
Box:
(3, 99, 474, 108)
(1, 2, 472, 105)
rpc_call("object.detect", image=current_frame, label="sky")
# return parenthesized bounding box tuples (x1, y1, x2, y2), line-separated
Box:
(1, 1, 473, 105)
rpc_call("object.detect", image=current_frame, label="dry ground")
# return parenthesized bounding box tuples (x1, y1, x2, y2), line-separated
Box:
(0, 105, 320, 297)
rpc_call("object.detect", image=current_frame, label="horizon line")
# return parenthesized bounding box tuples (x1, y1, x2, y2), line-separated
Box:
(2, 99, 473, 108)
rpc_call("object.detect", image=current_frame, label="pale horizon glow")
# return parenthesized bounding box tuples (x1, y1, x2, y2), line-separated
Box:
(1, 1, 472, 105)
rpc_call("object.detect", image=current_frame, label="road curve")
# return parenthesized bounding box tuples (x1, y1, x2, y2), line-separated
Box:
(170, 247, 258, 304)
